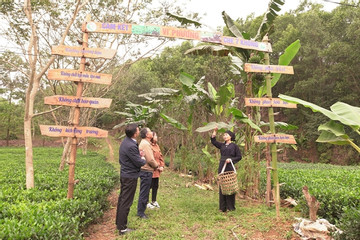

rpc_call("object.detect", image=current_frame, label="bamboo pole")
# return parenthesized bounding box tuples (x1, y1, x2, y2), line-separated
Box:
(265, 143, 272, 206)
(67, 14, 90, 199)
(263, 36, 280, 218)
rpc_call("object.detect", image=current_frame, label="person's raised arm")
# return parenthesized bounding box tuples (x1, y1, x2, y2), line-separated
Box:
(210, 126, 222, 149)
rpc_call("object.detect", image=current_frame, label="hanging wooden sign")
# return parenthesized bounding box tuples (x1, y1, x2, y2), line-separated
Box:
(83, 22, 272, 52)
(40, 125, 108, 138)
(83, 22, 132, 34)
(221, 36, 272, 52)
(52, 45, 116, 59)
(244, 63, 294, 74)
(160, 26, 200, 40)
(245, 98, 297, 108)
(47, 69, 112, 85)
(254, 134, 296, 144)
(200, 31, 222, 44)
(44, 95, 112, 109)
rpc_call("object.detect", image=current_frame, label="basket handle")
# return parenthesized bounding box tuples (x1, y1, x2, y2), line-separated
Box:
(220, 159, 237, 174)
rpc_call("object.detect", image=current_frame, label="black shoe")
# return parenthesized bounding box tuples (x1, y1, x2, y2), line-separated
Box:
(119, 228, 134, 235)
(137, 214, 148, 219)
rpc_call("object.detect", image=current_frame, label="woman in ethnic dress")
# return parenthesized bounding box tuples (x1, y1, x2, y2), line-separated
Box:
(211, 127, 242, 212)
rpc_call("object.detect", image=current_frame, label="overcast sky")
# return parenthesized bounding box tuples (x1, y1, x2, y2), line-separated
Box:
(179, 0, 337, 30)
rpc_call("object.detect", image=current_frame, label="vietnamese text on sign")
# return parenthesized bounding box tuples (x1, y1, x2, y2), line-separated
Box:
(84, 22, 272, 52)
(52, 45, 116, 59)
(244, 63, 294, 74)
(245, 98, 297, 108)
(254, 134, 296, 144)
(47, 69, 112, 85)
(40, 125, 108, 138)
(44, 95, 112, 109)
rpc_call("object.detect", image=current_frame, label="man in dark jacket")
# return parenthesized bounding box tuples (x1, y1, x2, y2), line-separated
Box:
(116, 124, 146, 235)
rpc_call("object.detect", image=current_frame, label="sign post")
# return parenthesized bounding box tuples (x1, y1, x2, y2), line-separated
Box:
(42, 15, 115, 199)
(65, 16, 90, 199)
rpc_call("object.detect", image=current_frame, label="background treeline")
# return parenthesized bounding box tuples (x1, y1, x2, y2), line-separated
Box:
(108, 3, 360, 166)
(1, 2, 359, 166)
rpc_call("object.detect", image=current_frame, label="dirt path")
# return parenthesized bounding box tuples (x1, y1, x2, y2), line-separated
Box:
(84, 187, 120, 240)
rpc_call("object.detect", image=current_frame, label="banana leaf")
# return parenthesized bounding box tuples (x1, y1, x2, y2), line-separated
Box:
(316, 131, 350, 145)
(258, 39, 301, 97)
(279, 94, 359, 129)
(166, 12, 202, 27)
(160, 113, 187, 131)
(260, 121, 298, 130)
(195, 121, 235, 133)
(330, 102, 360, 130)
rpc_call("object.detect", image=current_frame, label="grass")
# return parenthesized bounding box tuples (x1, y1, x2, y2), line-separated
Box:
(87, 137, 300, 239)
(116, 170, 299, 240)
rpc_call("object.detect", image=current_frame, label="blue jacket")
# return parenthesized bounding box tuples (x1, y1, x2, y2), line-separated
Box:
(119, 137, 146, 178)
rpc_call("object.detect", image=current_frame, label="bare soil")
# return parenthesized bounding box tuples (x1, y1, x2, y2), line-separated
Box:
(84, 187, 120, 240)
(0, 139, 64, 147)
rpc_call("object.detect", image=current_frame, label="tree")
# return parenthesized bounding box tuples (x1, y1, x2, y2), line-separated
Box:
(1, 0, 190, 186)
(0, 53, 26, 145)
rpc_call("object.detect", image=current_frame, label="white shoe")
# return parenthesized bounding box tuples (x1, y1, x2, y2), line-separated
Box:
(147, 203, 155, 209)
(152, 201, 160, 208)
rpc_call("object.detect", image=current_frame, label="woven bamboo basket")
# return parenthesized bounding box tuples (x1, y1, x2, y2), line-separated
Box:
(217, 160, 238, 195)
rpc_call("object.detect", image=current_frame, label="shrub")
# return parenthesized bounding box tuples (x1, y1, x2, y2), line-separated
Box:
(335, 206, 360, 240)
(260, 162, 360, 237)
(0, 147, 118, 239)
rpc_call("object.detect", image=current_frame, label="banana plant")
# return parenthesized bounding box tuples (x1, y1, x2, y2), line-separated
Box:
(160, 72, 237, 130)
(279, 94, 360, 153)
(113, 88, 180, 130)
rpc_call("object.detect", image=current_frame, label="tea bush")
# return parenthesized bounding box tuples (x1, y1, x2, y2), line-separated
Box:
(0, 147, 118, 239)
(261, 162, 360, 238)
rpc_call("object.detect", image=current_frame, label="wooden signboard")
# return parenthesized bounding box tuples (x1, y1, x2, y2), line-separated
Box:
(44, 95, 112, 109)
(245, 98, 297, 108)
(221, 36, 272, 52)
(160, 26, 200, 40)
(83, 22, 132, 34)
(244, 63, 294, 74)
(40, 125, 108, 138)
(254, 134, 296, 144)
(200, 31, 222, 44)
(52, 45, 116, 59)
(83, 22, 272, 52)
(132, 24, 161, 37)
(47, 69, 112, 85)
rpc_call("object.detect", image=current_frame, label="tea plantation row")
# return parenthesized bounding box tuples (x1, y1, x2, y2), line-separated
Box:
(261, 162, 360, 239)
(0, 147, 118, 240)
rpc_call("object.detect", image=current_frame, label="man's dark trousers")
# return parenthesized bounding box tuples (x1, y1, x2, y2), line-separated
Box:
(137, 171, 153, 217)
(116, 177, 138, 230)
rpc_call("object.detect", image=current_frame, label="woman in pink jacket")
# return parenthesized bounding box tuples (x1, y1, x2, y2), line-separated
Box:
(147, 132, 165, 208)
